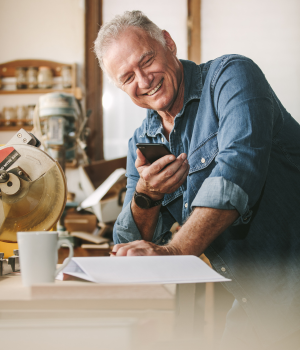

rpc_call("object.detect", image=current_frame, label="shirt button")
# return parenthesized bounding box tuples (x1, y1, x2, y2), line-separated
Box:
(221, 267, 226, 272)
(174, 129, 176, 133)
(201, 158, 206, 163)
(184, 203, 188, 208)
(242, 298, 247, 303)
(161, 137, 164, 142)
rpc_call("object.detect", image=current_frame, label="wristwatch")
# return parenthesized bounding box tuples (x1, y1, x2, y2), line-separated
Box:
(134, 191, 163, 209)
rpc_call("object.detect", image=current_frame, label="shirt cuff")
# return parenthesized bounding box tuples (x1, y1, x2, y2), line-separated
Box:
(191, 177, 252, 225)
(113, 200, 172, 244)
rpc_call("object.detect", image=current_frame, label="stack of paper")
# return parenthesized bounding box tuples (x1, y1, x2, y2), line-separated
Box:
(57, 256, 230, 284)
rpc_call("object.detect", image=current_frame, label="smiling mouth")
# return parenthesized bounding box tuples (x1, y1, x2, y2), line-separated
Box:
(146, 79, 163, 96)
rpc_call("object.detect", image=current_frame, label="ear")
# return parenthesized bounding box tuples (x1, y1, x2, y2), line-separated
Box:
(162, 30, 177, 56)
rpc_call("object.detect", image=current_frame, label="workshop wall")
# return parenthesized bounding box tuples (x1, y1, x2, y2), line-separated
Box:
(201, 0, 300, 123)
(0, 0, 85, 144)
(0, 0, 86, 202)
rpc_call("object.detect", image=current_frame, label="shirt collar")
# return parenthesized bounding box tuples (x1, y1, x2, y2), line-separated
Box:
(142, 59, 202, 137)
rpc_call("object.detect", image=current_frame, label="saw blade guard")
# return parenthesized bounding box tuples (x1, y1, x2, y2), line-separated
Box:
(0, 143, 67, 243)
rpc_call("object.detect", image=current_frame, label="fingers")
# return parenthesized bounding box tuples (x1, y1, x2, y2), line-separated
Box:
(161, 154, 188, 180)
(143, 153, 186, 181)
(149, 154, 176, 174)
(116, 241, 151, 256)
(112, 241, 143, 256)
(146, 154, 189, 193)
(112, 241, 167, 256)
(165, 159, 190, 193)
(127, 248, 150, 256)
(135, 149, 150, 169)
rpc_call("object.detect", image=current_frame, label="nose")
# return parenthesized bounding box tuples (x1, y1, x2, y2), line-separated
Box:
(136, 69, 153, 89)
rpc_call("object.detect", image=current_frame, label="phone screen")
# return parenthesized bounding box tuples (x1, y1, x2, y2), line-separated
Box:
(136, 143, 172, 163)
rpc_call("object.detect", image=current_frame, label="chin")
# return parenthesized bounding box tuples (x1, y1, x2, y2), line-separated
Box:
(154, 99, 173, 112)
(135, 95, 174, 111)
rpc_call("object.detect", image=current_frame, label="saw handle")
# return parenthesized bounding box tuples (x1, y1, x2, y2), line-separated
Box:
(55, 239, 74, 277)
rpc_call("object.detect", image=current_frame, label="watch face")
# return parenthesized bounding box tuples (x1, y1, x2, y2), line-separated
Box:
(135, 193, 151, 209)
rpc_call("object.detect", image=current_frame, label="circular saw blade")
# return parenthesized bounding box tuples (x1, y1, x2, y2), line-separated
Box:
(0, 144, 67, 243)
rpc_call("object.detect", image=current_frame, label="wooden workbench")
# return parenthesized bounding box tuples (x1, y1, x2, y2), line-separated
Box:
(0, 273, 210, 350)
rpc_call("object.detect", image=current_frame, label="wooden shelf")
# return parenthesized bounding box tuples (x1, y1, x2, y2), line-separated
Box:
(0, 87, 82, 99)
(0, 59, 83, 133)
(0, 59, 82, 99)
(0, 125, 33, 131)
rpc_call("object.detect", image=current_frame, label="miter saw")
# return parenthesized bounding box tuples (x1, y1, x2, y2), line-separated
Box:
(0, 129, 67, 275)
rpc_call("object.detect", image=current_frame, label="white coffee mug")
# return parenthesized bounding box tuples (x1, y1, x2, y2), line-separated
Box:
(17, 231, 74, 286)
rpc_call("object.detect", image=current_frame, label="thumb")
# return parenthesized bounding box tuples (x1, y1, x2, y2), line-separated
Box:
(135, 148, 150, 168)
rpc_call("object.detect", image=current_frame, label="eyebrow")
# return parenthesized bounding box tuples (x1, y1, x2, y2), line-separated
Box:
(117, 51, 155, 83)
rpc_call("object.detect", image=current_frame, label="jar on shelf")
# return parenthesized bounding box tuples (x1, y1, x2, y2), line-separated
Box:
(62, 66, 72, 88)
(26, 105, 35, 125)
(16, 105, 27, 126)
(26, 67, 38, 89)
(15, 67, 27, 89)
(3, 107, 16, 126)
(38, 66, 53, 89)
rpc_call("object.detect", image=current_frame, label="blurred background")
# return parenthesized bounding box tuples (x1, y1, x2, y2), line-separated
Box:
(0, 0, 298, 160)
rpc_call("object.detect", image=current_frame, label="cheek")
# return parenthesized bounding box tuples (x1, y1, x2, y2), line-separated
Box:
(123, 85, 136, 98)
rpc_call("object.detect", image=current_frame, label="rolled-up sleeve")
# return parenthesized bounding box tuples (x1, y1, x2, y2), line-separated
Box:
(192, 57, 274, 225)
(192, 177, 252, 225)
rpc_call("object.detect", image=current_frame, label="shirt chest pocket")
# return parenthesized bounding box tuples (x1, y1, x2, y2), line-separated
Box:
(188, 133, 219, 195)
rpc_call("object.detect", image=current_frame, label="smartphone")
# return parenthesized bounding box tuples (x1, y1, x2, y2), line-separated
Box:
(136, 143, 172, 163)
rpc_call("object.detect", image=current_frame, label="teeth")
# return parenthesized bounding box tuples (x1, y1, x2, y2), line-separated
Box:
(147, 80, 163, 96)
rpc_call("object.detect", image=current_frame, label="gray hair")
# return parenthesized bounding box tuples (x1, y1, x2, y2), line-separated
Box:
(94, 10, 166, 73)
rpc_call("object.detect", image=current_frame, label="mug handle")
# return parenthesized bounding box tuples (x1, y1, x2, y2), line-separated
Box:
(55, 239, 74, 277)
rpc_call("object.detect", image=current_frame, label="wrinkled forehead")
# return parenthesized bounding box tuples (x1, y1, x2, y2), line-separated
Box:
(103, 27, 161, 80)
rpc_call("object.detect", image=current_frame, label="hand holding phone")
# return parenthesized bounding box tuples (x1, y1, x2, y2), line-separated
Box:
(135, 143, 189, 199)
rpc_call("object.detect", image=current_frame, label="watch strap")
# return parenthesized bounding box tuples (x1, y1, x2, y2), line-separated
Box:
(151, 197, 164, 207)
(134, 191, 163, 208)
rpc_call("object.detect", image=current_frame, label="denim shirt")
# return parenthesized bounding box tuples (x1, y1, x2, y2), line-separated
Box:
(113, 55, 300, 345)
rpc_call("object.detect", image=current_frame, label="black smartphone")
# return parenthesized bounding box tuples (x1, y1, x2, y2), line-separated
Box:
(136, 143, 172, 163)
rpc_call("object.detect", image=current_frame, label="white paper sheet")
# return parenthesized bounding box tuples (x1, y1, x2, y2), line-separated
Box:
(57, 256, 230, 284)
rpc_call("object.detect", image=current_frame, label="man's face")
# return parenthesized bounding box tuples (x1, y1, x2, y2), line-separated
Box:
(103, 27, 183, 113)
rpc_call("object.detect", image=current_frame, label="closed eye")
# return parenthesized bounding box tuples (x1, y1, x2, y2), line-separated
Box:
(143, 57, 154, 67)
(124, 75, 134, 84)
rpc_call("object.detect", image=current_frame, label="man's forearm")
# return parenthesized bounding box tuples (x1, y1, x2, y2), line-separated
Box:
(131, 178, 165, 242)
(131, 199, 161, 241)
(168, 207, 239, 256)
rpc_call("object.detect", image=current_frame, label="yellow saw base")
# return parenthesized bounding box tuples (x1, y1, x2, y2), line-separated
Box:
(0, 242, 18, 259)
(0, 224, 56, 258)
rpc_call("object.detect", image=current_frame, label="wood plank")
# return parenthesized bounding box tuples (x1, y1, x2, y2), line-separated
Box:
(0, 275, 175, 310)
(0, 125, 33, 131)
(31, 283, 174, 300)
(0, 59, 73, 78)
(188, 0, 201, 64)
(85, 0, 104, 161)
(0, 88, 81, 97)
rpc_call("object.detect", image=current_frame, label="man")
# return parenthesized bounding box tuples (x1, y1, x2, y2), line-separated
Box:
(94, 11, 300, 350)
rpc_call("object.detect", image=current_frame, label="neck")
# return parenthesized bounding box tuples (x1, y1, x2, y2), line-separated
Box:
(158, 62, 184, 140)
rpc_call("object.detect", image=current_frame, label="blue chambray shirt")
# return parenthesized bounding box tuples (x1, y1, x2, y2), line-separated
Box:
(113, 55, 300, 345)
